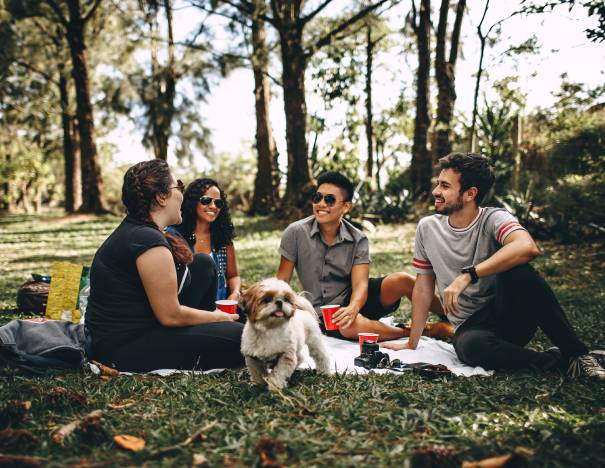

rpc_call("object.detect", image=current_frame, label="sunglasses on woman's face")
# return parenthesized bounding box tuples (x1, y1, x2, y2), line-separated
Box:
(199, 196, 225, 209)
(168, 179, 185, 194)
(312, 191, 344, 207)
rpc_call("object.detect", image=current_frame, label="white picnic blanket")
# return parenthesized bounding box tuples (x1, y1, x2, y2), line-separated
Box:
(298, 335, 493, 377)
(90, 334, 492, 378)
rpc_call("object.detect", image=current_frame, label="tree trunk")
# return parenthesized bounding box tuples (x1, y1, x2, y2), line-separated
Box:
(149, 0, 176, 161)
(249, 0, 280, 215)
(59, 63, 81, 213)
(510, 113, 522, 191)
(65, 0, 106, 213)
(3, 154, 16, 213)
(435, 0, 466, 160)
(411, 0, 432, 199)
(365, 24, 375, 186)
(279, 26, 313, 217)
(469, 0, 490, 153)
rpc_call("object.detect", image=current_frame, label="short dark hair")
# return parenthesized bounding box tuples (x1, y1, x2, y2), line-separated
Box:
(438, 152, 495, 205)
(315, 171, 354, 201)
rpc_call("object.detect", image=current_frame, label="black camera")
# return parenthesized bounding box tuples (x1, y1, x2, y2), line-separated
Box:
(354, 341, 391, 369)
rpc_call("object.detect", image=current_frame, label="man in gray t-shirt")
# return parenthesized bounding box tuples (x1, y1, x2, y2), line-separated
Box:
(384, 153, 604, 381)
(277, 171, 446, 341)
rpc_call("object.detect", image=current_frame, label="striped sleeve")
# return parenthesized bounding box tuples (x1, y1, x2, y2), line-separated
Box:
(411, 220, 435, 275)
(491, 211, 527, 244)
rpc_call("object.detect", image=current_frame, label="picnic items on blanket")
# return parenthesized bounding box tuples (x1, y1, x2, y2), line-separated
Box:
(45, 262, 90, 324)
(354, 341, 391, 369)
(16, 275, 51, 314)
(358, 332, 379, 353)
(353, 341, 453, 376)
(354, 341, 453, 377)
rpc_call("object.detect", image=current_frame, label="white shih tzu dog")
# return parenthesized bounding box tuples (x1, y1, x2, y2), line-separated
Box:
(240, 278, 331, 391)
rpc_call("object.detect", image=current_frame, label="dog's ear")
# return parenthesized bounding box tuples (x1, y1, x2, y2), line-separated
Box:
(240, 283, 261, 318)
(294, 294, 316, 315)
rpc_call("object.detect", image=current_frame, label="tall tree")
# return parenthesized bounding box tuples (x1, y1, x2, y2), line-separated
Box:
(468, 0, 490, 153)
(249, 0, 280, 215)
(3, 4, 82, 212)
(224, 0, 390, 217)
(140, 0, 177, 160)
(47, 0, 107, 212)
(410, 0, 432, 199)
(435, 0, 465, 160)
(58, 61, 82, 211)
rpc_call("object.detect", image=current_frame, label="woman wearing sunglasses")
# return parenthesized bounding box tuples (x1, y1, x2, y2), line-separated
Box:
(169, 178, 241, 303)
(86, 160, 243, 372)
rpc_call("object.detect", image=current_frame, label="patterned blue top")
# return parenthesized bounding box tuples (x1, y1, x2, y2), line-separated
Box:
(166, 226, 228, 300)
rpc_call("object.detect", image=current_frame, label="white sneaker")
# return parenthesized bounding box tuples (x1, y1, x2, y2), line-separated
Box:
(568, 354, 605, 381)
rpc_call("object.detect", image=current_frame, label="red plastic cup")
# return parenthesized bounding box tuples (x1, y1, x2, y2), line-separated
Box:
(216, 299, 238, 314)
(320, 305, 340, 331)
(358, 332, 379, 353)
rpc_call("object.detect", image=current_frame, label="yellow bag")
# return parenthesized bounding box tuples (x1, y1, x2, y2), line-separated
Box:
(45, 262, 83, 323)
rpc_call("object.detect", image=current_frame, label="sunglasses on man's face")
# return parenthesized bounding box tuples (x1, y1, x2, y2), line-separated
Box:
(169, 179, 185, 194)
(199, 196, 225, 209)
(312, 191, 345, 207)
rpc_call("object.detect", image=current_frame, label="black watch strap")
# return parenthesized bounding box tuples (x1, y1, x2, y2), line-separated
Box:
(461, 265, 479, 284)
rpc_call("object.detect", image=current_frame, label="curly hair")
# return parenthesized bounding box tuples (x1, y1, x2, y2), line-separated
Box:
(176, 178, 235, 249)
(122, 160, 192, 264)
(438, 152, 495, 205)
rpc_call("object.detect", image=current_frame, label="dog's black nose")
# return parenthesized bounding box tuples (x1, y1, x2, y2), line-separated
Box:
(275, 300, 283, 308)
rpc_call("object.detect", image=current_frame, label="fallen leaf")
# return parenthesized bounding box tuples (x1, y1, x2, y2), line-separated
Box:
(107, 401, 136, 410)
(114, 434, 146, 452)
(0, 454, 42, 467)
(52, 410, 103, 446)
(91, 360, 120, 378)
(192, 453, 209, 466)
(462, 454, 513, 468)
(257, 436, 288, 467)
(79, 412, 108, 443)
(0, 400, 32, 428)
(45, 387, 87, 407)
(0, 428, 39, 452)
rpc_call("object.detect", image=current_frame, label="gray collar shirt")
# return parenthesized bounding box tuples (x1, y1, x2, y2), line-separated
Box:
(279, 216, 370, 311)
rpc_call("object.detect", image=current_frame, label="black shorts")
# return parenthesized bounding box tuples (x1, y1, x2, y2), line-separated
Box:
(322, 276, 401, 339)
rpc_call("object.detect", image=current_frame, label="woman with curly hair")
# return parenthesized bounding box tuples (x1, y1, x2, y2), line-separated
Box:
(86, 160, 244, 372)
(169, 178, 241, 302)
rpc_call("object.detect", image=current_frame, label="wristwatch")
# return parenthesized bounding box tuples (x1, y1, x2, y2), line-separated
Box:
(461, 265, 479, 284)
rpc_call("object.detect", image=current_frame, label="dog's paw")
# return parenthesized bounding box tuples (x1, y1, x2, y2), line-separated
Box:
(250, 376, 266, 386)
(266, 375, 288, 392)
(316, 365, 332, 375)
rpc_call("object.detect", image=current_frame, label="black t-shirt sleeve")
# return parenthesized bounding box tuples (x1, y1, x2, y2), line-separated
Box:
(128, 225, 171, 259)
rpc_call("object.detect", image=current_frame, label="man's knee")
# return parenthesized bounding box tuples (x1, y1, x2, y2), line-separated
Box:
(500, 263, 541, 284)
(454, 330, 495, 367)
(383, 272, 414, 297)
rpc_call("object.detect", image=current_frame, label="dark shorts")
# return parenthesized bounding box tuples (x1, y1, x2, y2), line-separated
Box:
(321, 277, 402, 339)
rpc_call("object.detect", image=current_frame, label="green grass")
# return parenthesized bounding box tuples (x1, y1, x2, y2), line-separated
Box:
(1, 212, 604, 466)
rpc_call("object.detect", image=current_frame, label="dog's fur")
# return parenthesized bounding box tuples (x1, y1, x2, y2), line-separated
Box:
(239, 278, 331, 390)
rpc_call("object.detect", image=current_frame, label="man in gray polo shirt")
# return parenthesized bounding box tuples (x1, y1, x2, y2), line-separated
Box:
(384, 152, 604, 380)
(276, 171, 445, 341)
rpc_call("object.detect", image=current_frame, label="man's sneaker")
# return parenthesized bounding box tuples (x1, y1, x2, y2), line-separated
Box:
(590, 350, 605, 367)
(567, 353, 605, 381)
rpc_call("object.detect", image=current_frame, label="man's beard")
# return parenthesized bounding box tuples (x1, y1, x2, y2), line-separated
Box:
(435, 195, 463, 215)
